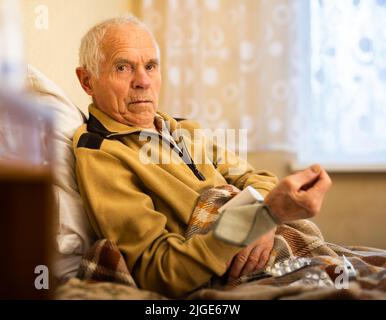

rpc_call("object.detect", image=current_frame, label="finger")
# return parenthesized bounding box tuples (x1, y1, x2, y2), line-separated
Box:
(240, 246, 264, 277)
(297, 169, 332, 205)
(290, 164, 322, 190)
(295, 173, 331, 217)
(228, 246, 253, 280)
(226, 257, 233, 269)
(311, 169, 332, 194)
(256, 248, 271, 270)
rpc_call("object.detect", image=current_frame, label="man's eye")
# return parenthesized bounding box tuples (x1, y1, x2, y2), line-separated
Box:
(145, 63, 156, 71)
(116, 65, 129, 72)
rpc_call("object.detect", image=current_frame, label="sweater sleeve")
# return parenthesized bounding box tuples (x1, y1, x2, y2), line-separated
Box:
(199, 130, 278, 197)
(216, 146, 279, 197)
(179, 119, 278, 196)
(74, 147, 241, 298)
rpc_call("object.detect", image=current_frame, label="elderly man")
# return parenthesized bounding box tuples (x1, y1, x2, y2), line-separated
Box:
(74, 15, 331, 298)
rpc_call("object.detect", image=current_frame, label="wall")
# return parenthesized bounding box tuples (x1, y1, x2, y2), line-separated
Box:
(21, 0, 131, 114)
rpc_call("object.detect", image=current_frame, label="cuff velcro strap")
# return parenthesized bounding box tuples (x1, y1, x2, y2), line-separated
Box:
(213, 203, 277, 247)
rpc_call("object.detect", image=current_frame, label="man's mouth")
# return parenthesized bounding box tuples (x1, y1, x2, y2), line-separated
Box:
(128, 100, 152, 105)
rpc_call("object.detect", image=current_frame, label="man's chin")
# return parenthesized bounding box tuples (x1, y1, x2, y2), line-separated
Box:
(127, 102, 154, 112)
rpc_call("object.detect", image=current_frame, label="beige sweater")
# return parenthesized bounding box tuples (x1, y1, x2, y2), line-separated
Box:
(73, 104, 278, 298)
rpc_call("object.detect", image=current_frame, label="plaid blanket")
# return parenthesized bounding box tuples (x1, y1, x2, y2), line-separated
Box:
(56, 185, 386, 300)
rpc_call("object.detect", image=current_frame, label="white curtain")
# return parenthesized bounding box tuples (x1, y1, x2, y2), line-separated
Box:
(141, 0, 302, 152)
(300, 0, 386, 164)
(140, 0, 386, 163)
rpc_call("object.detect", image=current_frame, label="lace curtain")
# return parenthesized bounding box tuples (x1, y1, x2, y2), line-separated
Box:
(138, 0, 386, 162)
(301, 0, 386, 164)
(139, 0, 301, 152)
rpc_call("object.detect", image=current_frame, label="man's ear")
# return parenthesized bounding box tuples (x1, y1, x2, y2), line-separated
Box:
(76, 67, 94, 96)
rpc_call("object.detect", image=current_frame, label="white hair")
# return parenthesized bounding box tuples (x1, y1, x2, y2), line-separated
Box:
(79, 14, 160, 78)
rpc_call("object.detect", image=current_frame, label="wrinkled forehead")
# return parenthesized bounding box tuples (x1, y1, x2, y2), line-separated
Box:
(101, 24, 157, 60)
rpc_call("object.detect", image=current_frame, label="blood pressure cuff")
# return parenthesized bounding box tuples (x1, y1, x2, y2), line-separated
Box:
(213, 203, 278, 247)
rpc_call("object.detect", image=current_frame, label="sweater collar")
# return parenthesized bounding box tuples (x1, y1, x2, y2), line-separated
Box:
(87, 104, 181, 139)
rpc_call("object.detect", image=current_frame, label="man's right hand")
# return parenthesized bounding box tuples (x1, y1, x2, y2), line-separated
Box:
(264, 164, 332, 223)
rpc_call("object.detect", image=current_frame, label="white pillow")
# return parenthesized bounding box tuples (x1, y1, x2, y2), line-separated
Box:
(26, 65, 96, 280)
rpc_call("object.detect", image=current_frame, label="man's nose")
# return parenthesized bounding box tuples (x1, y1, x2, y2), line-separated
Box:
(132, 68, 151, 90)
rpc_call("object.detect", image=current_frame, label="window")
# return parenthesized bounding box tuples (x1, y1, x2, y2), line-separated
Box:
(297, 0, 386, 169)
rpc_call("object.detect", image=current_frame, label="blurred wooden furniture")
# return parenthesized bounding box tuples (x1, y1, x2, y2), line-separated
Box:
(0, 163, 53, 299)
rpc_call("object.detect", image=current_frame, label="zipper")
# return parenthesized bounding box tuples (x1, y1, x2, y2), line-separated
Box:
(186, 162, 206, 181)
(167, 138, 206, 181)
(178, 135, 206, 181)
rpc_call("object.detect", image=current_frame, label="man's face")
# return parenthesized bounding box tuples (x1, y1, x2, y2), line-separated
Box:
(90, 24, 161, 128)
